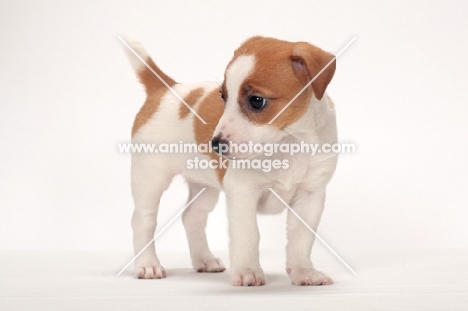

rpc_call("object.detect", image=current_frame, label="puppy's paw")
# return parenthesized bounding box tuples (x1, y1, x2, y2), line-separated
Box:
(193, 255, 226, 273)
(287, 267, 333, 286)
(230, 267, 265, 286)
(134, 260, 167, 279)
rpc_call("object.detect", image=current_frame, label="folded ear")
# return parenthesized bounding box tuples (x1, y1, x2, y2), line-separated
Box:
(291, 42, 336, 100)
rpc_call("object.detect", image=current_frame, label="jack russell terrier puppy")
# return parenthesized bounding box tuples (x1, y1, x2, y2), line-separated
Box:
(124, 36, 337, 286)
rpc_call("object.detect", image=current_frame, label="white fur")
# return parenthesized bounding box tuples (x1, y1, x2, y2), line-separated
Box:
(122, 38, 150, 72)
(226, 55, 255, 99)
(127, 44, 338, 286)
(221, 93, 338, 285)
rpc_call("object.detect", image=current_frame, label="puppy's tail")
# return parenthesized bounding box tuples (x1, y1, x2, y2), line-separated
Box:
(120, 37, 176, 95)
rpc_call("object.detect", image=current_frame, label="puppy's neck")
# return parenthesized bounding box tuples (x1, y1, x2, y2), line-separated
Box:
(281, 94, 335, 143)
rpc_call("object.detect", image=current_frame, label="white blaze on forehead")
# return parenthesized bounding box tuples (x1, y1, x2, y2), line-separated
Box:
(214, 54, 281, 150)
(225, 55, 255, 110)
(213, 55, 255, 145)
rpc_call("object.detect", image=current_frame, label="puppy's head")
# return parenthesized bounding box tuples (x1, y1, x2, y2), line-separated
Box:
(212, 36, 336, 159)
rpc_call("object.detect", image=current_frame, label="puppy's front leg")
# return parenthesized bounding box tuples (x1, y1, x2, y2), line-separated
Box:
(286, 189, 333, 286)
(225, 180, 264, 286)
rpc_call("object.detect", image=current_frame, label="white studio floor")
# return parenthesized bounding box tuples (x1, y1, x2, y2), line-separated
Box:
(1, 248, 467, 311)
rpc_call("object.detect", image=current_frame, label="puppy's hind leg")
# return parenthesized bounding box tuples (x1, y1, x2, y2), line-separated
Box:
(182, 183, 225, 273)
(131, 156, 173, 279)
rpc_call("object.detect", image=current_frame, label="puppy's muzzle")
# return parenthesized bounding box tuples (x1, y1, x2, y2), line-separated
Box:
(211, 136, 229, 156)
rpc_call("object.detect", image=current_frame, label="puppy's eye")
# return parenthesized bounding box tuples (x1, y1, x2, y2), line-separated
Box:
(220, 91, 226, 102)
(249, 95, 266, 110)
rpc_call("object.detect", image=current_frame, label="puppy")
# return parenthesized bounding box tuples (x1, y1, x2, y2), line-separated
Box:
(124, 36, 337, 286)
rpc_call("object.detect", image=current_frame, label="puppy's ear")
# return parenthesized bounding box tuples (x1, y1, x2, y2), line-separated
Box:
(291, 42, 336, 100)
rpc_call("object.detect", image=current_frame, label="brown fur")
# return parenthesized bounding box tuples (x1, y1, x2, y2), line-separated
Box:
(131, 55, 177, 137)
(179, 88, 205, 119)
(138, 57, 176, 95)
(225, 36, 335, 130)
(291, 41, 335, 101)
(132, 88, 168, 137)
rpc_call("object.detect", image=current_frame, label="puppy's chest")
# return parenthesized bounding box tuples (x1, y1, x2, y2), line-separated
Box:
(271, 152, 311, 191)
(255, 153, 314, 214)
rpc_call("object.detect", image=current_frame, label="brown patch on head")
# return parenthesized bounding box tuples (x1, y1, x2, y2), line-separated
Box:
(179, 88, 204, 119)
(132, 88, 168, 137)
(193, 89, 228, 184)
(225, 36, 335, 130)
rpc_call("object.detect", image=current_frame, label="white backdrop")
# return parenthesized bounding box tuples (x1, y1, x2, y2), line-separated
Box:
(1, 0, 467, 257)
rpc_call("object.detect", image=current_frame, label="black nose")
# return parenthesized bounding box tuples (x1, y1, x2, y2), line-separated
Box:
(211, 136, 229, 155)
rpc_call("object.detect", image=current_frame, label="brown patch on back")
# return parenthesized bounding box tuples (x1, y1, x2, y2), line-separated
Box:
(179, 88, 204, 119)
(193, 89, 228, 184)
(225, 36, 335, 130)
(132, 88, 168, 137)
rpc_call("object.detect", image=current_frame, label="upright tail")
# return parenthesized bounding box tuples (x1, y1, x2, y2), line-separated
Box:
(120, 37, 176, 95)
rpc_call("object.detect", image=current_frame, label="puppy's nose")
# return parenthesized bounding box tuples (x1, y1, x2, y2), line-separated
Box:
(211, 136, 229, 155)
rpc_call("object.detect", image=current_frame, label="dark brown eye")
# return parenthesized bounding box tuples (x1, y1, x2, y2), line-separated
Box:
(220, 90, 226, 102)
(249, 95, 266, 110)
